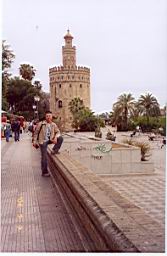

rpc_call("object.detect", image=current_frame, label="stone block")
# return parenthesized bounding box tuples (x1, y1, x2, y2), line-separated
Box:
(140, 162, 154, 173)
(90, 155, 111, 174)
(121, 163, 131, 173)
(131, 149, 141, 162)
(111, 163, 122, 174)
(121, 150, 131, 163)
(111, 150, 122, 163)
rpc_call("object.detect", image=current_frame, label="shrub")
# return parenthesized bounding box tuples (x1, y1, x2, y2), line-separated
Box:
(122, 139, 151, 161)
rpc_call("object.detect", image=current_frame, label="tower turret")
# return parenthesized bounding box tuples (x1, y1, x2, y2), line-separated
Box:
(62, 29, 76, 68)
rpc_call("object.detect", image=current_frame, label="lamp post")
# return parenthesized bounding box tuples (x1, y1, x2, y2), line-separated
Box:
(34, 95, 40, 119)
(32, 105, 36, 120)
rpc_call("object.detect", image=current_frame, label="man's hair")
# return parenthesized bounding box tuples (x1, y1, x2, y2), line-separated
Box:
(45, 111, 52, 115)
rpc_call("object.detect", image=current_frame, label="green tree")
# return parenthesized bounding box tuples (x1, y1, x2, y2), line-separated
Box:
(138, 93, 160, 125)
(38, 91, 50, 119)
(2, 40, 15, 110)
(6, 77, 40, 120)
(19, 64, 36, 81)
(112, 93, 135, 130)
(34, 80, 42, 90)
(69, 98, 104, 131)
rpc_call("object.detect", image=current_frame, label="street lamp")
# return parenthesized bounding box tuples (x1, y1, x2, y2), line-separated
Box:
(32, 104, 36, 119)
(34, 95, 40, 119)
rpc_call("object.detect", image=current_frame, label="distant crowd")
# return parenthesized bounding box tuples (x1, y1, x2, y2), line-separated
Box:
(1, 118, 29, 142)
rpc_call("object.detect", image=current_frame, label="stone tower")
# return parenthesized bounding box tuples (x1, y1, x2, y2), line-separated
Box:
(49, 30, 90, 131)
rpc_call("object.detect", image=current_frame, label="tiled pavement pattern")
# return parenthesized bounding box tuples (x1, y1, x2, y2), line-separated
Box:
(1, 135, 95, 252)
(101, 146, 166, 227)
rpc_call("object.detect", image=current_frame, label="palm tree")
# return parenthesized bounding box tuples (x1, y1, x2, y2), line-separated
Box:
(68, 97, 85, 115)
(19, 64, 36, 81)
(138, 93, 160, 124)
(2, 40, 15, 110)
(112, 93, 135, 130)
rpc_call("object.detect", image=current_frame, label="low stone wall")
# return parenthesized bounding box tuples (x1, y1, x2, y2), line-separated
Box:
(47, 148, 164, 252)
(60, 139, 154, 175)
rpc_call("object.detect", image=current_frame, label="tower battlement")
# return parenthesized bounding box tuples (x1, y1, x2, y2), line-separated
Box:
(49, 65, 90, 74)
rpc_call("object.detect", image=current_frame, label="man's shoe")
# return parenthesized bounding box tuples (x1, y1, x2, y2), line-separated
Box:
(51, 150, 60, 155)
(42, 173, 50, 177)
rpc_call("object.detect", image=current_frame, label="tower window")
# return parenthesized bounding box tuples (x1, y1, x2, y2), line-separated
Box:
(58, 100, 62, 108)
(80, 84, 82, 88)
(72, 76, 74, 79)
(82, 77, 84, 80)
(68, 75, 70, 79)
(58, 76, 60, 80)
(59, 84, 61, 88)
(69, 84, 72, 88)
(61, 76, 63, 79)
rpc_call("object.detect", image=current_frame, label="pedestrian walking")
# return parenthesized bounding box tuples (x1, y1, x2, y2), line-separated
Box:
(11, 119, 20, 141)
(33, 111, 63, 177)
(4, 121, 11, 142)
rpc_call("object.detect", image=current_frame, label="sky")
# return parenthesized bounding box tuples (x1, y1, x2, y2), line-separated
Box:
(2, 0, 167, 113)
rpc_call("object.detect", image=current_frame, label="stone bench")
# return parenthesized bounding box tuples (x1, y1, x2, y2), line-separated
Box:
(47, 147, 164, 252)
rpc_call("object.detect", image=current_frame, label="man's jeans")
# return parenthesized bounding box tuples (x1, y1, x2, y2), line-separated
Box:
(14, 131, 20, 141)
(39, 136, 63, 174)
(5, 130, 10, 142)
(39, 141, 50, 175)
(52, 136, 63, 153)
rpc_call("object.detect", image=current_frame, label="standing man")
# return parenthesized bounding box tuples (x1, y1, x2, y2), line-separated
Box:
(33, 111, 63, 177)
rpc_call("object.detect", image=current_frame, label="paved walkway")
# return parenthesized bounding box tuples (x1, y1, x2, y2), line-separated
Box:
(1, 134, 95, 252)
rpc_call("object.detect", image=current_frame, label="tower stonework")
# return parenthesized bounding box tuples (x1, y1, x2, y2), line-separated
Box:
(49, 30, 90, 131)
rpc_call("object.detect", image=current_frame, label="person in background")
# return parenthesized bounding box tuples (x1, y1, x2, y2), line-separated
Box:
(33, 111, 63, 177)
(4, 121, 11, 142)
(11, 119, 20, 142)
(32, 120, 39, 143)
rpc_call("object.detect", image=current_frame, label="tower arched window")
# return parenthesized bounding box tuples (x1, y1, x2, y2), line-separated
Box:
(80, 84, 82, 88)
(58, 100, 63, 108)
(59, 84, 61, 88)
(69, 84, 72, 88)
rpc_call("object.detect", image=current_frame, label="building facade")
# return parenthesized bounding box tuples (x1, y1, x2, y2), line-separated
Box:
(49, 30, 90, 131)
